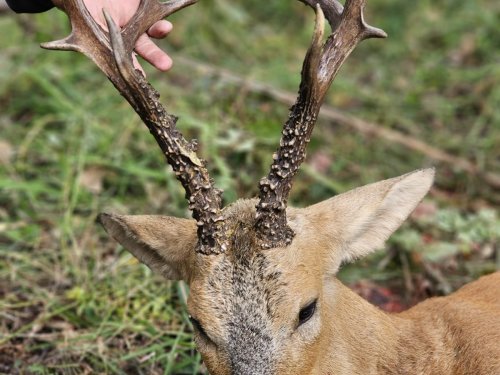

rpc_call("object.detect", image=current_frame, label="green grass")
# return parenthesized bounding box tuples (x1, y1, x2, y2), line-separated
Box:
(0, 0, 499, 373)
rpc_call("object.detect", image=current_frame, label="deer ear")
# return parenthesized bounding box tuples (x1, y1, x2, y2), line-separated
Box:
(304, 169, 434, 268)
(98, 214, 197, 281)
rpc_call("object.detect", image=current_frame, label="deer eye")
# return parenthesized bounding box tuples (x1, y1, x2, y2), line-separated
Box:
(298, 299, 317, 327)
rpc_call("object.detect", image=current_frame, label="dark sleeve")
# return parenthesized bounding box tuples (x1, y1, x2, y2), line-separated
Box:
(6, 0, 54, 13)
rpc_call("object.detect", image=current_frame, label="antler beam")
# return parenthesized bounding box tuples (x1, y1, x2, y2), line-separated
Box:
(42, 0, 227, 255)
(255, 0, 386, 249)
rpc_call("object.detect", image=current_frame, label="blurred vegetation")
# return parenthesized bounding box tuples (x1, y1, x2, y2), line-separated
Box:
(0, 0, 498, 373)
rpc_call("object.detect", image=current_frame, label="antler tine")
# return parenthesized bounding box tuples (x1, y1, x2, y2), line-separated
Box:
(42, 0, 228, 255)
(255, 0, 387, 249)
(121, 0, 196, 53)
(41, 0, 113, 76)
(298, 0, 344, 31)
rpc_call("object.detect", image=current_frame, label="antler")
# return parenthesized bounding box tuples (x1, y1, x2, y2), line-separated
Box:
(255, 0, 386, 249)
(41, 0, 227, 255)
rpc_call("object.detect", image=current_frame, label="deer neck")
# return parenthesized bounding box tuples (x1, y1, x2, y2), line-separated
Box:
(316, 278, 444, 375)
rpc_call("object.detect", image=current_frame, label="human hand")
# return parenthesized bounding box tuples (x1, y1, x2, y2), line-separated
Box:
(83, 0, 173, 72)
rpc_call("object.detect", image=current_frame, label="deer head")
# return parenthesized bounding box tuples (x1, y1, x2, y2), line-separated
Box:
(43, 0, 434, 373)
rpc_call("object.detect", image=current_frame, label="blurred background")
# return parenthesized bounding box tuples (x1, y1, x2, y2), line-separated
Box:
(0, 0, 498, 373)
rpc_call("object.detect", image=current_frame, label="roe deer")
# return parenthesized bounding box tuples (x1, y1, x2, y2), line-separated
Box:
(43, 0, 500, 374)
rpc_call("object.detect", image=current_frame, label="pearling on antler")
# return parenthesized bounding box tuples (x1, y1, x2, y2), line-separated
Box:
(42, 0, 385, 254)
(255, 0, 386, 249)
(41, 0, 228, 255)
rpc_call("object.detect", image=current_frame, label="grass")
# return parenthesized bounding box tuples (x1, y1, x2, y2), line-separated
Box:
(0, 0, 498, 373)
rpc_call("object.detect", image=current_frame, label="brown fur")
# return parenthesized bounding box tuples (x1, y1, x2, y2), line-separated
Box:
(316, 274, 500, 374)
(100, 170, 500, 374)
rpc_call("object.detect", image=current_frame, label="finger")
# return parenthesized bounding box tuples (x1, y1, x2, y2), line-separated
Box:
(148, 20, 173, 39)
(135, 34, 173, 71)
